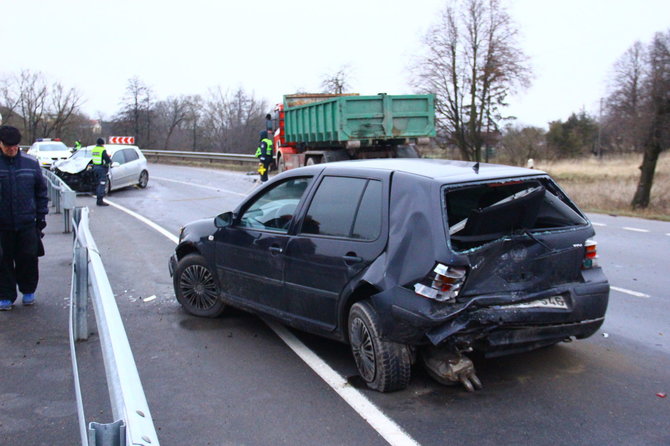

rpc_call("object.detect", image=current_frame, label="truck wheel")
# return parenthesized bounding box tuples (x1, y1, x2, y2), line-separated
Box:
(348, 301, 412, 392)
(277, 155, 286, 173)
(173, 254, 226, 317)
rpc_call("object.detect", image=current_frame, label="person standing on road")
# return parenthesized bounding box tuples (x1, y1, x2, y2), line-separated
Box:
(255, 130, 273, 183)
(92, 138, 111, 206)
(0, 126, 49, 311)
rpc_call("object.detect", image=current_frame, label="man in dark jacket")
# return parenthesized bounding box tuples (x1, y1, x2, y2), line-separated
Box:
(91, 138, 111, 206)
(0, 126, 49, 310)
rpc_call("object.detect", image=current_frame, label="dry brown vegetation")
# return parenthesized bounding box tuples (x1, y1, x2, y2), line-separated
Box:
(536, 152, 670, 220)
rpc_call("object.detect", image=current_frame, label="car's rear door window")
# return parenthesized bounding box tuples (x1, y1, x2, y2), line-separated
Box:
(301, 176, 381, 240)
(124, 149, 139, 162)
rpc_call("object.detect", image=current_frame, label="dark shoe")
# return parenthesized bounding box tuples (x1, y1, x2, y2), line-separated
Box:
(97, 201, 109, 206)
(22, 293, 35, 306)
(0, 299, 13, 311)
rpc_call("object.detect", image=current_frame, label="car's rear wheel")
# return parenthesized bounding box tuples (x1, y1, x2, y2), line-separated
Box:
(348, 301, 412, 392)
(138, 170, 149, 188)
(173, 254, 226, 317)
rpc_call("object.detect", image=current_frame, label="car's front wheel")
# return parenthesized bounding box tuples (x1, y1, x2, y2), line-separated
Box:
(173, 254, 226, 317)
(138, 170, 149, 188)
(348, 301, 412, 392)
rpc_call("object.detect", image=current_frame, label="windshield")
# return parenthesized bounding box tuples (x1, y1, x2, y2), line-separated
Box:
(445, 177, 587, 251)
(36, 143, 69, 152)
(70, 148, 93, 160)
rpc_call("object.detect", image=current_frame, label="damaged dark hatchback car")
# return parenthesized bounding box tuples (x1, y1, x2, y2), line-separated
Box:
(169, 159, 609, 392)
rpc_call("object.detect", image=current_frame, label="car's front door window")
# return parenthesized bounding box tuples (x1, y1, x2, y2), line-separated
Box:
(239, 177, 312, 233)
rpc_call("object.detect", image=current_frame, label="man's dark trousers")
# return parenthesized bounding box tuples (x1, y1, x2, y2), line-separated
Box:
(0, 227, 39, 302)
(93, 165, 108, 202)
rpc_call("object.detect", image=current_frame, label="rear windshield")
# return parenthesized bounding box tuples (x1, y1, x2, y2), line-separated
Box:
(444, 177, 587, 251)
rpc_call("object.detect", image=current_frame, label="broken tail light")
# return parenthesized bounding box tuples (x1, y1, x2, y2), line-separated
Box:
(414, 264, 467, 302)
(582, 239, 598, 269)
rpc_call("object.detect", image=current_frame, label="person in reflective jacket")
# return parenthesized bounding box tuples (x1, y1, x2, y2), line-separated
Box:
(0, 126, 49, 310)
(91, 138, 111, 206)
(255, 130, 273, 182)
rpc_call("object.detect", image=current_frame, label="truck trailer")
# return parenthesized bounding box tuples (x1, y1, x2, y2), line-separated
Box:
(272, 93, 436, 172)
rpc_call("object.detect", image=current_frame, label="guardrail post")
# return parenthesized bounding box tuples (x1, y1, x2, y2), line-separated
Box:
(74, 243, 89, 341)
(73, 207, 88, 341)
(63, 189, 76, 233)
(88, 420, 126, 446)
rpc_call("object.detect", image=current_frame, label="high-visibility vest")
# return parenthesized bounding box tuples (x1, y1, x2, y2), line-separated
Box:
(92, 145, 105, 165)
(256, 138, 273, 157)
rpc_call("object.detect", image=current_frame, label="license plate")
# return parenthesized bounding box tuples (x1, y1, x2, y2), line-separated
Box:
(503, 295, 568, 309)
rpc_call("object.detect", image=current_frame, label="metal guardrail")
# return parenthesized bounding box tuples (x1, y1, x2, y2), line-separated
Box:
(43, 169, 76, 233)
(70, 207, 160, 446)
(141, 149, 257, 165)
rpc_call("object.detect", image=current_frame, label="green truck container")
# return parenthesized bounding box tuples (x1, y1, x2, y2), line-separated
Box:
(274, 93, 436, 171)
(283, 93, 435, 146)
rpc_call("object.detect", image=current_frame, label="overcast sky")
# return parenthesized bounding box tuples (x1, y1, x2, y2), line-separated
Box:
(4, 0, 669, 129)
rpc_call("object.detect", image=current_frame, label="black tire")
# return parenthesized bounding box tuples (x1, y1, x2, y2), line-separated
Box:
(173, 254, 226, 317)
(348, 301, 412, 392)
(277, 155, 286, 173)
(138, 170, 149, 188)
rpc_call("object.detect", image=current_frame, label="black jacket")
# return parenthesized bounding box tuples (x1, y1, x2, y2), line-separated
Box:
(0, 152, 49, 230)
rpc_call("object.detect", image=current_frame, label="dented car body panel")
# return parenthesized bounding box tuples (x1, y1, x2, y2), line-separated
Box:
(170, 158, 609, 361)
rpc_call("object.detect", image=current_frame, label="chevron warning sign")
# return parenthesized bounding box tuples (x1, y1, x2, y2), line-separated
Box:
(108, 136, 135, 144)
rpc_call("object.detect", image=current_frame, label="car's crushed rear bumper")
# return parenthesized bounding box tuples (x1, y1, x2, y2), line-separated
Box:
(370, 276, 609, 356)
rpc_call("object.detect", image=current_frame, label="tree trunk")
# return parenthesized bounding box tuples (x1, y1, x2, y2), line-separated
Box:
(631, 131, 661, 208)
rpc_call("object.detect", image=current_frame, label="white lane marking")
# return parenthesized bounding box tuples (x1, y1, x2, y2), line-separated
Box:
(623, 227, 650, 233)
(104, 199, 179, 244)
(266, 320, 420, 446)
(153, 176, 247, 197)
(591, 222, 606, 227)
(106, 200, 419, 445)
(610, 286, 650, 298)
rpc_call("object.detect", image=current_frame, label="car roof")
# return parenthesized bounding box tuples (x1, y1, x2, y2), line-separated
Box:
(32, 140, 67, 146)
(83, 144, 140, 153)
(319, 158, 546, 183)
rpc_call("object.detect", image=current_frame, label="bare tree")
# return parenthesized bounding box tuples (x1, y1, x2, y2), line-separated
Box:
(16, 70, 49, 143)
(154, 95, 197, 149)
(411, 0, 531, 161)
(603, 42, 647, 153)
(320, 66, 351, 94)
(499, 124, 546, 166)
(114, 76, 154, 146)
(201, 87, 267, 153)
(39, 82, 83, 138)
(631, 30, 670, 209)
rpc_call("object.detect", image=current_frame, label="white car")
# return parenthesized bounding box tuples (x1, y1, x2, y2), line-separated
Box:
(53, 144, 149, 193)
(27, 139, 72, 168)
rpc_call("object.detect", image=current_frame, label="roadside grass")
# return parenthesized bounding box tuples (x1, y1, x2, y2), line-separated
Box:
(536, 152, 670, 221)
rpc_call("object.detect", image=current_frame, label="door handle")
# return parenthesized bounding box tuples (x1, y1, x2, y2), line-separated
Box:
(269, 246, 283, 255)
(342, 253, 362, 263)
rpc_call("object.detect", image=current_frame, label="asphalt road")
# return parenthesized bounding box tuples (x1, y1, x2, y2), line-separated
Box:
(3, 162, 668, 446)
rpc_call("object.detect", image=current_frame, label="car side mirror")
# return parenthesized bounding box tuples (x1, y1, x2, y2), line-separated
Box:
(215, 211, 235, 228)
